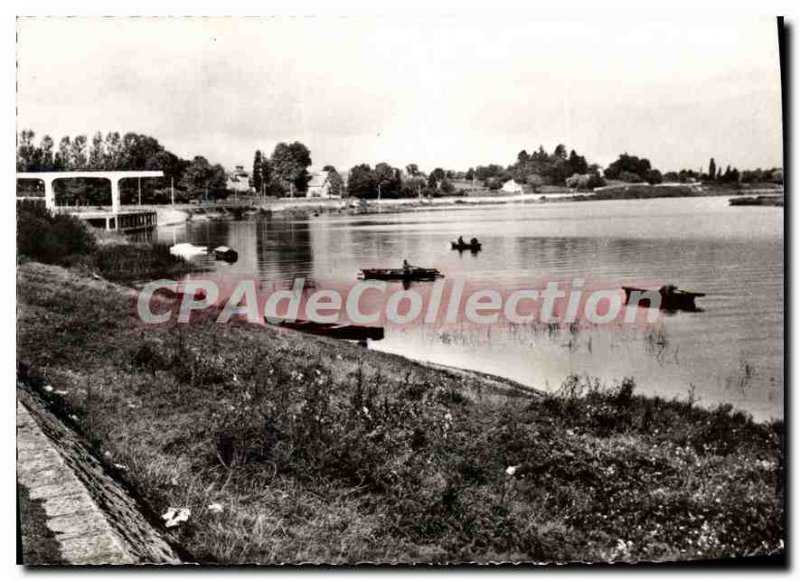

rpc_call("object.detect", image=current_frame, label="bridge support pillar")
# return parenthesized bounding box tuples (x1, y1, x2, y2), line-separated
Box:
(111, 179, 121, 215)
(44, 178, 55, 210)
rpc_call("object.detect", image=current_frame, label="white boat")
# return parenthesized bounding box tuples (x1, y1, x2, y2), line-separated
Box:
(169, 242, 208, 259)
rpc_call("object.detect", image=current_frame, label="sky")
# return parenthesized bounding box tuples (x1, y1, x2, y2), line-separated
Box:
(16, 16, 783, 173)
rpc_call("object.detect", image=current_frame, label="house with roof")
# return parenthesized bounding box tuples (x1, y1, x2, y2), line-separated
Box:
(226, 165, 252, 193)
(306, 169, 340, 198)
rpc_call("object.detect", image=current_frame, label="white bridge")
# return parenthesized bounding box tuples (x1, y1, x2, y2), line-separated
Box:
(17, 170, 164, 231)
(17, 170, 164, 213)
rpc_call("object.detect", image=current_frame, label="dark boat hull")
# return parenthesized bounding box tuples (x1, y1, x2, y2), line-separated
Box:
(213, 248, 239, 262)
(451, 242, 482, 252)
(622, 286, 705, 311)
(360, 268, 442, 281)
(267, 318, 384, 341)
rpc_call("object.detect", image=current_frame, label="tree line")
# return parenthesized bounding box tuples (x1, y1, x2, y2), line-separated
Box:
(465, 144, 606, 192)
(20, 128, 783, 207)
(16, 130, 229, 205)
(686, 157, 784, 185)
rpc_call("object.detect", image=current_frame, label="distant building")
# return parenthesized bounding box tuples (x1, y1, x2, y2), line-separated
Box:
(306, 169, 341, 198)
(227, 165, 251, 193)
(501, 179, 523, 193)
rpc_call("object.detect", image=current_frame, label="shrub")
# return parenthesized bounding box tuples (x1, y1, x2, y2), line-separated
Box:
(91, 243, 191, 281)
(618, 171, 644, 183)
(645, 169, 663, 185)
(17, 200, 95, 265)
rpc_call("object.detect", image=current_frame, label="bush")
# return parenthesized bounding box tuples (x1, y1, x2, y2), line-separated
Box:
(17, 200, 96, 265)
(645, 169, 663, 185)
(618, 171, 644, 183)
(91, 243, 192, 281)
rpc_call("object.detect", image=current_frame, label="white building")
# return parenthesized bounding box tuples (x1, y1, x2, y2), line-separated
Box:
(306, 169, 340, 198)
(501, 179, 523, 194)
(226, 165, 251, 193)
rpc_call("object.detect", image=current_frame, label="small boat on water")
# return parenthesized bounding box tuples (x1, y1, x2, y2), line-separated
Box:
(169, 242, 208, 259)
(213, 246, 239, 262)
(153, 286, 207, 301)
(360, 267, 443, 281)
(266, 318, 384, 342)
(622, 285, 706, 312)
(451, 240, 482, 252)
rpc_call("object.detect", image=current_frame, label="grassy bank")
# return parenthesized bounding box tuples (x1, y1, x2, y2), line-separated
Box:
(16, 261, 783, 564)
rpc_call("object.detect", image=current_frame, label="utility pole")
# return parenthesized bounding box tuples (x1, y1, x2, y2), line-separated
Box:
(171, 177, 175, 206)
(138, 177, 142, 206)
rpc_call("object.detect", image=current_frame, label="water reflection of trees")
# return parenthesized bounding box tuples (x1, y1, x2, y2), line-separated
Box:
(256, 216, 313, 285)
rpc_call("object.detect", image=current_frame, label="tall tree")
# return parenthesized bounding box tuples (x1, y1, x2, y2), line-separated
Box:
(373, 162, 401, 198)
(89, 132, 105, 169)
(325, 167, 345, 198)
(16, 130, 37, 171)
(604, 153, 654, 182)
(532, 145, 548, 161)
(179, 156, 226, 199)
(58, 137, 72, 169)
(567, 150, 588, 176)
(270, 142, 312, 196)
(405, 163, 420, 177)
(347, 164, 375, 198)
(708, 158, 717, 181)
(252, 150, 265, 194)
(104, 132, 122, 169)
(429, 167, 446, 190)
(69, 135, 88, 169)
(40, 135, 54, 170)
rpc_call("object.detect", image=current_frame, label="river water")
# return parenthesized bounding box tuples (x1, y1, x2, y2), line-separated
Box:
(152, 197, 783, 421)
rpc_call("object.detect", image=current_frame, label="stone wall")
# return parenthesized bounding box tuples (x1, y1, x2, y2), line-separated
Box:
(17, 387, 182, 565)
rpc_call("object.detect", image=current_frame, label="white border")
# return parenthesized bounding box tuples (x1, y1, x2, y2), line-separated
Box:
(4, 2, 795, 579)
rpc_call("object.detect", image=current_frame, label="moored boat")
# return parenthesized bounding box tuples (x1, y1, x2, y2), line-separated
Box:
(213, 246, 239, 262)
(622, 284, 705, 311)
(360, 267, 443, 281)
(266, 317, 384, 342)
(169, 242, 208, 259)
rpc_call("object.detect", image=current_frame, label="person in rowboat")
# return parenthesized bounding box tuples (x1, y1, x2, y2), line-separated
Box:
(470, 237, 479, 246)
(457, 236, 465, 246)
(403, 259, 412, 274)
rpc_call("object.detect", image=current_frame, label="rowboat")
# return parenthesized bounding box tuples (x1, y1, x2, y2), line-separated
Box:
(152, 286, 207, 301)
(622, 285, 705, 312)
(266, 318, 384, 342)
(360, 267, 443, 281)
(213, 246, 239, 262)
(451, 241, 482, 252)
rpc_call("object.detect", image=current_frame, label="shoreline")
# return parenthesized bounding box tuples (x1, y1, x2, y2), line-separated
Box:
(147, 183, 784, 227)
(16, 261, 784, 563)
